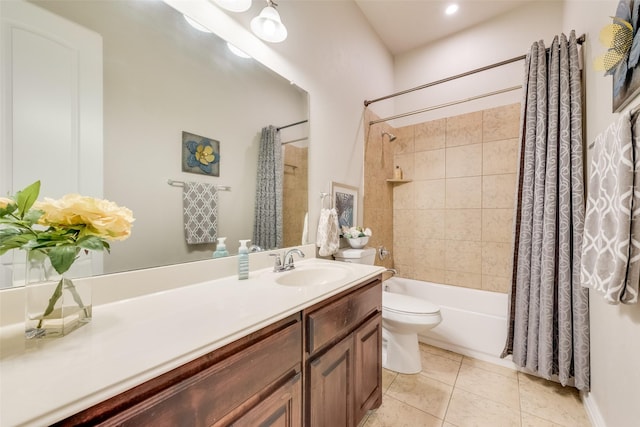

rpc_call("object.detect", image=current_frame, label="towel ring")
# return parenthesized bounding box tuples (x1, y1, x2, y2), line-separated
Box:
(320, 192, 330, 209)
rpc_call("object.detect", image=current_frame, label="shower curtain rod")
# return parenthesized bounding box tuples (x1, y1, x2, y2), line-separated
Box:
(277, 119, 308, 131)
(369, 85, 522, 125)
(363, 33, 585, 107)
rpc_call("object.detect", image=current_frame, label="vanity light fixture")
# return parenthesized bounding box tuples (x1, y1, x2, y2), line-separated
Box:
(227, 42, 252, 58)
(184, 15, 213, 33)
(251, 0, 288, 43)
(212, 0, 252, 13)
(445, 3, 459, 15)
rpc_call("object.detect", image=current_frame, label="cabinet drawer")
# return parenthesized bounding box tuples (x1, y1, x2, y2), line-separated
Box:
(307, 281, 381, 354)
(103, 320, 302, 426)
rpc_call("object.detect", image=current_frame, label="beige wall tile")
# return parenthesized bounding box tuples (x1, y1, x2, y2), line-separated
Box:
(415, 149, 445, 180)
(415, 209, 446, 240)
(414, 239, 445, 270)
(482, 275, 511, 293)
(445, 209, 481, 241)
(393, 209, 416, 240)
(445, 271, 482, 289)
(483, 103, 520, 142)
(445, 240, 482, 273)
(482, 209, 514, 243)
(393, 153, 414, 180)
(446, 176, 482, 209)
(393, 245, 415, 266)
(482, 174, 516, 208)
(446, 143, 482, 178)
(483, 138, 519, 175)
(414, 266, 446, 284)
(482, 241, 512, 277)
(446, 388, 521, 427)
(387, 374, 453, 419)
(454, 363, 520, 409)
(393, 125, 415, 154)
(415, 118, 446, 152)
(393, 181, 415, 209)
(394, 264, 415, 279)
(446, 111, 482, 147)
(415, 179, 445, 209)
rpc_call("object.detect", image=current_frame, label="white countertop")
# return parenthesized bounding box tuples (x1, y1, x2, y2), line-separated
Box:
(0, 258, 384, 427)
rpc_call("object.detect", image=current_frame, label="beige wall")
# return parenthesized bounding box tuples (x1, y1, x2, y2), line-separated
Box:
(383, 103, 519, 293)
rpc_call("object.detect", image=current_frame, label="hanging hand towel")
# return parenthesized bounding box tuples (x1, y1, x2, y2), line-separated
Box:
(581, 112, 639, 304)
(316, 208, 339, 256)
(301, 211, 309, 245)
(183, 182, 218, 245)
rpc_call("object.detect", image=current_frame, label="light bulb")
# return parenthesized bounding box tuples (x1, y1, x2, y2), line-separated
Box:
(445, 4, 459, 15)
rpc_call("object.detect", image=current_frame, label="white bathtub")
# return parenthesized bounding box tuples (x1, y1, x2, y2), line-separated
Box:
(384, 277, 516, 368)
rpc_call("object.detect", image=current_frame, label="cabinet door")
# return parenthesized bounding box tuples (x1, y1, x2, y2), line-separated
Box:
(307, 337, 354, 427)
(354, 313, 382, 423)
(231, 373, 302, 427)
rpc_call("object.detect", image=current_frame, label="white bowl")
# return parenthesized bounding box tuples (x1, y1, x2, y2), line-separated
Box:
(347, 236, 369, 248)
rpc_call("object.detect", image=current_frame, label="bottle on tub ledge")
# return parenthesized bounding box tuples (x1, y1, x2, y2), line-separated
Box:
(213, 237, 229, 258)
(238, 239, 250, 280)
(394, 166, 403, 180)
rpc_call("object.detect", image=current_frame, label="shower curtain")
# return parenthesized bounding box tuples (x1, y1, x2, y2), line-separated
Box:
(502, 31, 590, 391)
(253, 125, 283, 250)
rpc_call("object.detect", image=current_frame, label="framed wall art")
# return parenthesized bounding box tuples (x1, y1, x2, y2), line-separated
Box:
(331, 182, 358, 229)
(182, 131, 220, 177)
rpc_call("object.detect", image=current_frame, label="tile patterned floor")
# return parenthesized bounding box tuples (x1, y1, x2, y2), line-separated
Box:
(360, 344, 591, 427)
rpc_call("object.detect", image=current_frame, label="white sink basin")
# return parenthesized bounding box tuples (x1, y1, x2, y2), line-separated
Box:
(274, 265, 350, 287)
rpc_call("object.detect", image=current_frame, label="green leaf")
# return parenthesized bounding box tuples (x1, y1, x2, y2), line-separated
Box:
(77, 235, 107, 251)
(0, 233, 33, 255)
(15, 181, 40, 218)
(47, 246, 80, 275)
(23, 209, 43, 225)
(0, 202, 17, 218)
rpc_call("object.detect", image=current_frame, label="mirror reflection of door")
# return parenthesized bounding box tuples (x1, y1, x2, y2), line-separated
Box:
(0, 0, 103, 287)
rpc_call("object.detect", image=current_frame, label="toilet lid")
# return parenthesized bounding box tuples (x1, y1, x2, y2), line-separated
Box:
(383, 292, 440, 314)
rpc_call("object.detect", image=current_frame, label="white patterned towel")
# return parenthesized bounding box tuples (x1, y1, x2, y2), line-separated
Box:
(581, 112, 639, 304)
(316, 208, 339, 256)
(183, 182, 218, 245)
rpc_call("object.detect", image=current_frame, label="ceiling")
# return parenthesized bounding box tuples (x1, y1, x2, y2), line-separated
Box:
(353, 0, 534, 55)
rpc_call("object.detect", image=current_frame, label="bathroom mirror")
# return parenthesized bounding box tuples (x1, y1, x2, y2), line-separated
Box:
(0, 0, 309, 289)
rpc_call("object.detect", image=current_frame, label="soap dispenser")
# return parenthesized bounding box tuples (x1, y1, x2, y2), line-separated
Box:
(213, 237, 229, 258)
(238, 239, 250, 280)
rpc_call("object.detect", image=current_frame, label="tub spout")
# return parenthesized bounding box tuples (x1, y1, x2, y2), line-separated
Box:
(385, 268, 398, 276)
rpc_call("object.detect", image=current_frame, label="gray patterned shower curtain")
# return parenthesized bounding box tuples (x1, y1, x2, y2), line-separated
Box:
(253, 125, 283, 250)
(502, 31, 590, 391)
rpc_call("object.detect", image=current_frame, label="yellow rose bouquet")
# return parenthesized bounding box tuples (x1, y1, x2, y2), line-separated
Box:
(0, 181, 134, 338)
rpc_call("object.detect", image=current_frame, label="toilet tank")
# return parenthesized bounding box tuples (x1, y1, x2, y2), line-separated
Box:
(334, 247, 376, 265)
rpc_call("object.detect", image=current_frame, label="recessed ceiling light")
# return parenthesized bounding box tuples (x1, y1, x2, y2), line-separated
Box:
(445, 4, 459, 15)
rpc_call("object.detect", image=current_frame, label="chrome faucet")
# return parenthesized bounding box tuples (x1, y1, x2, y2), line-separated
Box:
(270, 249, 305, 272)
(283, 248, 305, 271)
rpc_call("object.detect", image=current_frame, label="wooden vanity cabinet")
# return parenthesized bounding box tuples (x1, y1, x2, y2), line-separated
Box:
(53, 275, 382, 427)
(54, 314, 303, 427)
(304, 276, 383, 427)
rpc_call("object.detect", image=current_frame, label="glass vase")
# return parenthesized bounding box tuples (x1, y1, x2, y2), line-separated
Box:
(21, 249, 92, 339)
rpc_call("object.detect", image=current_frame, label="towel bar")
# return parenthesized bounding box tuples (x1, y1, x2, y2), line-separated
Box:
(167, 179, 231, 191)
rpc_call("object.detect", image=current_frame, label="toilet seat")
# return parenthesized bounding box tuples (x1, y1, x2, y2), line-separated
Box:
(383, 291, 440, 315)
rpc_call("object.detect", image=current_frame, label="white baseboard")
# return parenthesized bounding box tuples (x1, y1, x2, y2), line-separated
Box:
(582, 392, 606, 427)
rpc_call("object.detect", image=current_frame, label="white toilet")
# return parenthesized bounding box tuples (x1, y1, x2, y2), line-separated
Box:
(333, 247, 442, 374)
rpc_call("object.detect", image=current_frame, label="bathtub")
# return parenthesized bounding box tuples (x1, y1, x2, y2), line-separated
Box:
(384, 277, 516, 368)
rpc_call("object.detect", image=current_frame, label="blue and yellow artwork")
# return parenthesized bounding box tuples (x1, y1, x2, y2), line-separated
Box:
(182, 131, 220, 177)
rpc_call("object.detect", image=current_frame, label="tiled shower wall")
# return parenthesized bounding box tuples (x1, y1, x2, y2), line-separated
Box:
(373, 103, 520, 293)
(282, 145, 308, 247)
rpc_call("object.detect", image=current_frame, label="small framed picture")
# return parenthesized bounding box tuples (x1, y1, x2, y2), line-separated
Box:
(331, 182, 359, 229)
(182, 131, 220, 177)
